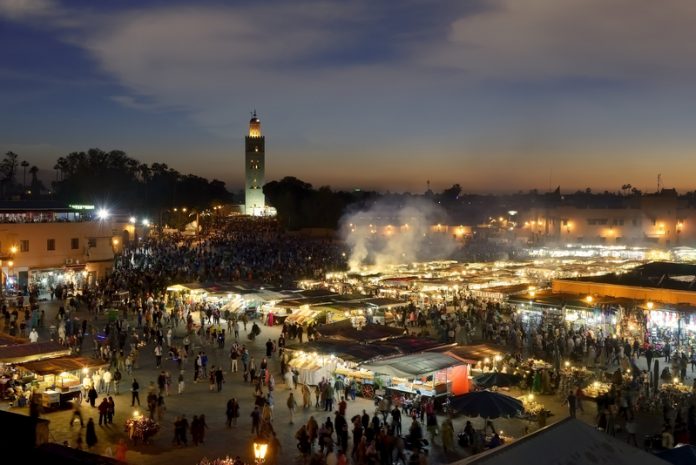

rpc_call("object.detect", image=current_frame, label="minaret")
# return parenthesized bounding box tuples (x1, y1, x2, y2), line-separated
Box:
(245, 110, 265, 215)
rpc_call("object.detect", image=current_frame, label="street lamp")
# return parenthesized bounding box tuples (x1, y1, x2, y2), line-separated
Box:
(253, 440, 268, 464)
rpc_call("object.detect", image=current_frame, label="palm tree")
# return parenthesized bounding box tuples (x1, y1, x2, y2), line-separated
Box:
(20, 160, 29, 189)
(29, 166, 39, 195)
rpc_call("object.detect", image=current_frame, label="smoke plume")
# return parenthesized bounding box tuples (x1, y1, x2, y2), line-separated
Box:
(340, 197, 458, 271)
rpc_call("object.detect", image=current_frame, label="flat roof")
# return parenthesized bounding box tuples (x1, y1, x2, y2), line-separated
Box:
(565, 261, 696, 292)
(0, 341, 71, 363)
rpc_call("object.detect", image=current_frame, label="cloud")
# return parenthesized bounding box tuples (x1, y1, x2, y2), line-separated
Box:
(58, 3, 388, 135)
(423, 0, 696, 82)
(0, 0, 55, 19)
(109, 95, 172, 112)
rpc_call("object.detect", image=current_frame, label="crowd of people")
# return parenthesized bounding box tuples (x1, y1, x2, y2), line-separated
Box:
(4, 215, 696, 464)
(107, 218, 347, 295)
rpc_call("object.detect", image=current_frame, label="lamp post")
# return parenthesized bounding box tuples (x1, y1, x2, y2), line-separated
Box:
(253, 440, 268, 465)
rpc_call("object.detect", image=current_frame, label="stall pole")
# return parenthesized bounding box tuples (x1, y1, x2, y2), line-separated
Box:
(677, 316, 682, 348)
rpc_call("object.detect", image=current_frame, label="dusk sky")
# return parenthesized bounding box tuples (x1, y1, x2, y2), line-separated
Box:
(3, 0, 696, 193)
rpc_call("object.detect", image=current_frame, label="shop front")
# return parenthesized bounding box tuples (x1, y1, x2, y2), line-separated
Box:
(646, 307, 696, 349)
(30, 266, 92, 293)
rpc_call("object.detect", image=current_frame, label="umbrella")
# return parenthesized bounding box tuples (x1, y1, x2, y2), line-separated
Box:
(656, 445, 696, 465)
(473, 372, 522, 389)
(449, 390, 524, 419)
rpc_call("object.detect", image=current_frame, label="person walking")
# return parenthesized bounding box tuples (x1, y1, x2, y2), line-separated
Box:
(85, 418, 98, 449)
(251, 406, 261, 436)
(229, 347, 239, 373)
(102, 370, 112, 395)
(70, 401, 84, 427)
(574, 386, 585, 414)
(113, 368, 122, 395)
(564, 390, 577, 418)
(301, 384, 311, 409)
(215, 366, 224, 392)
(154, 343, 163, 368)
(226, 398, 239, 427)
(98, 398, 109, 426)
(107, 396, 115, 424)
(131, 379, 140, 406)
(441, 417, 455, 453)
(287, 392, 297, 424)
(178, 370, 185, 394)
(87, 385, 98, 407)
(115, 439, 128, 461)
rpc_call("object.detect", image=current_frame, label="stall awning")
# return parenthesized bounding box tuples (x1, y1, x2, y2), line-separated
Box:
(0, 342, 70, 363)
(166, 284, 191, 292)
(285, 339, 401, 363)
(363, 298, 408, 309)
(315, 320, 405, 342)
(375, 337, 454, 355)
(285, 308, 319, 324)
(360, 352, 460, 378)
(166, 282, 206, 293)
(16, 355, 108, 375)
(445, 344, 502, 364)
(0, 333, 29, 347)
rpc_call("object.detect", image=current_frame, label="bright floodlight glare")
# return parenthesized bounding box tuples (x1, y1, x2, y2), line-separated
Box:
(142, 219, 150, 226)
(97, 208, 110, 220)
(129, 216, 136, 223)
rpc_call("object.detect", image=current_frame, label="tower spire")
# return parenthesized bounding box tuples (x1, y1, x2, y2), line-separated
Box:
(245, 110, 265, 215)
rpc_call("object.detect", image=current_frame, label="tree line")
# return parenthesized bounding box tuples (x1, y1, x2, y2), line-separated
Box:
(2, 149, 232, 216)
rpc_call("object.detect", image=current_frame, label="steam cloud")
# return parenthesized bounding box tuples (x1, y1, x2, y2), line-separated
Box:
(340, 197, 458, 271)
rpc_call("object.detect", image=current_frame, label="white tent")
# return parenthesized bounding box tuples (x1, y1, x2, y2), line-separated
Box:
(451, 418, 669, 465)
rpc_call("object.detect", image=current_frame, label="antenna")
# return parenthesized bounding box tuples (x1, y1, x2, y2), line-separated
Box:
(657, 173, 662, 192)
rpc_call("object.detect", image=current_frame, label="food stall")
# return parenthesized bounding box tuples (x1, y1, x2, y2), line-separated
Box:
(15, 355, 109, 408)
(285, 339, 399, 391)
(286, 350, 339, 386)
(362, 298, 409, 325)
(359, 352, 465, 404)
(314, 320, 405, 343)
(0, 341, 71, 403)
(284, 306, 322, 326)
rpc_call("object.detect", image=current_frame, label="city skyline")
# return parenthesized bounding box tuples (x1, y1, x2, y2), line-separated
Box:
(3, 0, 696, 193)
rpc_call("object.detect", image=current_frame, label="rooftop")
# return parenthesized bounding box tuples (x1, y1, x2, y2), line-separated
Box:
(566, 261, 696, 292)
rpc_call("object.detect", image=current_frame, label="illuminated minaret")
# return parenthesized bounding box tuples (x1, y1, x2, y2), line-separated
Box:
(244, 110, 265, 215)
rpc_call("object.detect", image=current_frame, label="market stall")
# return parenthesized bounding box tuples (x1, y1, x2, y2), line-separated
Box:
(285, 338, 399, 391)
(646, 306, 696, 349)
(14, 355, 108, 408)
(284, 306, 321, 326)
(360, 352, 465, 402)
(0, 341, 71, 403)
(314, 320, 405, 343)
(362, 298, 408, 325)
(286, 350, 337, 386)
(0, 341, 70, 364)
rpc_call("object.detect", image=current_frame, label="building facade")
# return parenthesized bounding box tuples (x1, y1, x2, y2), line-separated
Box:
(520, 189, 696, 246)
(244, 111, 266, 216)
(0, 219, 133, 291)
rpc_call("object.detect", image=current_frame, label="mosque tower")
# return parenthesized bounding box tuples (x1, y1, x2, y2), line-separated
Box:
(244, 110, 265, 215)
